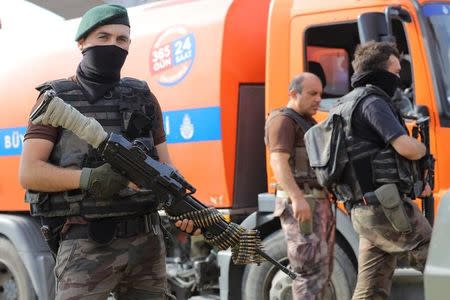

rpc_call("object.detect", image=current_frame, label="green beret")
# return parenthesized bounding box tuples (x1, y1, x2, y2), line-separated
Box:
(75, 4, 130, 41)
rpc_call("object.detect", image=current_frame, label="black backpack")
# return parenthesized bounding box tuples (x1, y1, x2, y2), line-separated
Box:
(304, 113, 348, 188)
(305, 85, 389, 192)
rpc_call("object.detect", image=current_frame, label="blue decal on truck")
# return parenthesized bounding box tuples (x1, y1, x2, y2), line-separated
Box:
(0, 107, 221, 156)
(0, 127, 27, 156)
(163, 106, 221, 143)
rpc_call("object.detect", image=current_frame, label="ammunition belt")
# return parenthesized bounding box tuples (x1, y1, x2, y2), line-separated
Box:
(167, 207, 264, 264)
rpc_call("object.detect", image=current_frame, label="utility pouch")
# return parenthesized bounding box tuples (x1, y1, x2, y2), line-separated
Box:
(299, 196, 315, 235)
(374, 183, 411, 233)
(26, 190, 52, 216)
(25, 190, 47, 204)
(88, 219, 117, 245)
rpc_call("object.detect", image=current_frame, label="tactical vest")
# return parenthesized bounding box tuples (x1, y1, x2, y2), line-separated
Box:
(27, 77, 160, 219)
(265, 108, 319, 188)
(332, 85, 419, 201)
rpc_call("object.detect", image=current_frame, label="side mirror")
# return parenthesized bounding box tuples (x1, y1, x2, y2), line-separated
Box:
(358, 6, 411, 44)
(358, 12, 392, 43)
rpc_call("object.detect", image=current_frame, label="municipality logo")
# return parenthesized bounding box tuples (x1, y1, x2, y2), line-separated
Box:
(180, 114, 194, 140)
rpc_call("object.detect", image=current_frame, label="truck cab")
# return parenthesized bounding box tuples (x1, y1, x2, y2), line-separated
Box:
(218, 1, 450, 299)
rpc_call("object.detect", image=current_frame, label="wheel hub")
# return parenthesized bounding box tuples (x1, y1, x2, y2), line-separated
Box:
(269, 268, 337, 300)
(0, 263, 18, 300)
(269, 270, 292, 300)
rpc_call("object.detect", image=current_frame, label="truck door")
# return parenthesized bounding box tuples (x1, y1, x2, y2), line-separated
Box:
(288, 3, 431, 300)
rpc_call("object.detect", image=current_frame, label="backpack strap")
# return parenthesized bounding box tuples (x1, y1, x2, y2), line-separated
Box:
(279, 108, 314, 133)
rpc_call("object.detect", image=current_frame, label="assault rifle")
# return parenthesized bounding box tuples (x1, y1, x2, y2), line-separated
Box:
(30, 91, 297, 279)
(412, 116, 435, 224)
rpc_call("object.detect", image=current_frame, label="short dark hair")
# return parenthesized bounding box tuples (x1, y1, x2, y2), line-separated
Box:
(352, 41, 400, 73)
(288, 74, 306, 94)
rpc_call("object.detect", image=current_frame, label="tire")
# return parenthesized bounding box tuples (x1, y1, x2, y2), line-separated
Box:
(0, 238, 36, 300)
(328, 242, 357, 299)
(242, 230, 356, 300)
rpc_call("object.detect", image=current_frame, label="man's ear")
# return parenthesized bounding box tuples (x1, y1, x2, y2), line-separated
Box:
(289, 90, 298, 98)
(77, 39, 84, 51)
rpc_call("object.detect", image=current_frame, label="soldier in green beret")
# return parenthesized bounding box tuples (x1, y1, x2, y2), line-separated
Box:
(20, 4, 198, 299)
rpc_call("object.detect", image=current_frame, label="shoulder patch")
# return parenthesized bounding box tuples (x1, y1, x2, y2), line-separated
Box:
(36, 79, 80, 95)
(120, 77, 149, 91)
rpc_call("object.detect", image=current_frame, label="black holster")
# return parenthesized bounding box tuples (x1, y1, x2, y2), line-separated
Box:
(39, 217, 65, 256)
(88, 219, 117, 245)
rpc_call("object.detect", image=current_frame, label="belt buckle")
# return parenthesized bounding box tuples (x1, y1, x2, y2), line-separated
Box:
(150, 213, 160, 235)
(144, 214, 151, 233)
(143, 214, 160, 235)
(276, 190, 289, 198)
(362, 197, 368, 205)
(312, 188, 324, 198)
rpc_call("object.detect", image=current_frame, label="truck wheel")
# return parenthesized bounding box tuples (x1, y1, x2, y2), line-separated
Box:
(328, 241, 357, 299)
(242, 230, 356, 300)
(0, 238, 36, 300)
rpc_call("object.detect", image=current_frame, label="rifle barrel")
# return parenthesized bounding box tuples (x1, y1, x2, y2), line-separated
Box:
(256, 249, 297, 279)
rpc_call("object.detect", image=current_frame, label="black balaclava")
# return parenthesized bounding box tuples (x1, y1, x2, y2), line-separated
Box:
(76, 45, 128, 103)
(351, 69, 401, 97)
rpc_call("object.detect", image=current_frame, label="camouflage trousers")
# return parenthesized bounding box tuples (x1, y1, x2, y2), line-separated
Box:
(274, 194, 335, 300)
(351, 199, 432, 300)
(54, 230, 168, 300)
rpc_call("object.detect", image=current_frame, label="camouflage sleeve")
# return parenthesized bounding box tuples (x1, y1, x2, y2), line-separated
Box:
(23, 92, 60, 143)
(265, 115, 296, 155)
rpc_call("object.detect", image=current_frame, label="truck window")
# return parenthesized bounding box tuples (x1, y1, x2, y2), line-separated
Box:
(306, 46, 350, 110)
(305, 20, 414, 114)
(423, 4, 450, 124)
(307, 46, 350, 96)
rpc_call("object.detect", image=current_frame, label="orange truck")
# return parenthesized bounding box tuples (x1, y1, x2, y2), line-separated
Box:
(0, 0, 449, 299)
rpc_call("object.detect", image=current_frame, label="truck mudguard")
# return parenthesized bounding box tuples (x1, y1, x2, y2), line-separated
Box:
(0, 215, 55, 300)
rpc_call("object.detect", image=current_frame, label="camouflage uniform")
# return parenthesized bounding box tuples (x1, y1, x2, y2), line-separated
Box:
(351, 198, 431, 300)
(274, 190, 335, 300)
(266, 107, 335, 300)
(55, 227, 168, 300)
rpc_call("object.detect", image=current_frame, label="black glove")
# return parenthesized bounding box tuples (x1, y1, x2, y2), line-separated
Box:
(79, 163, 128, 200)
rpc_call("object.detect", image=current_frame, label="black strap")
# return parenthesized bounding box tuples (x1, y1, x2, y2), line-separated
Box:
(36, 79, 80, 94)
(63, 213, 160, 241)
(279, 108, 313, 133)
